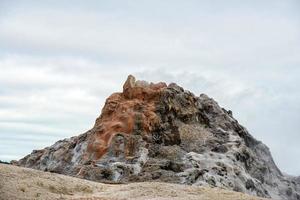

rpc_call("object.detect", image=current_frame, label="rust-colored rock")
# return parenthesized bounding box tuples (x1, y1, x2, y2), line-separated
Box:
(87, 75, 167, 161)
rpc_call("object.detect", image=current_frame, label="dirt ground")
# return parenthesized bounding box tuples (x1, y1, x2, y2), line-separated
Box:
(0, 164, 269, 200)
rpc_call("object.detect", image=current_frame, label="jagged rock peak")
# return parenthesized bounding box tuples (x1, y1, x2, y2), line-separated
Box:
(16, 75, 300, 200)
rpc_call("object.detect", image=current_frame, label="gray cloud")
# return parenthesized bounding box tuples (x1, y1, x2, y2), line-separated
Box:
(0, 0, 299, 175)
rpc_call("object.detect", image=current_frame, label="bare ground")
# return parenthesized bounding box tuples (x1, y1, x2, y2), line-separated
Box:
(0, 164, 269, 200)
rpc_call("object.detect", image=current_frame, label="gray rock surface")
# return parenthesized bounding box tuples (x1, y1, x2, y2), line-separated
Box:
(16, 75, 300, 200)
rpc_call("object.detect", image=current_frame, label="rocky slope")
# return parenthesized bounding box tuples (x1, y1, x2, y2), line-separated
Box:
(16, 75, 300, 200)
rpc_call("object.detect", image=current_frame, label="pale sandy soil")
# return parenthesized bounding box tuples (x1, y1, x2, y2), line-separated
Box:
(0, 164, 269, 200)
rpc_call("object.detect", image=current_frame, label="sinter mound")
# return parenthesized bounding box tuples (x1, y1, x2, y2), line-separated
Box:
(16, 75, 300, 200)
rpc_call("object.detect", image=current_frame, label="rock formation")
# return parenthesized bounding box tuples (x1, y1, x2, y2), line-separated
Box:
(16, 75, 300, 200)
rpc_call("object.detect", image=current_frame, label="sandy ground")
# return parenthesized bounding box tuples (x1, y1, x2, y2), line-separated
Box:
(0, 164, 269, 200)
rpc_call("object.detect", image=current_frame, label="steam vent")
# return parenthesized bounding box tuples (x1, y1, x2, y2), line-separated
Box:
(17, 75, 300, 200)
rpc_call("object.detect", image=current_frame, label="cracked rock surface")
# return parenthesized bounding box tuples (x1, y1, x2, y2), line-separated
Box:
(16, 75, 300, 200)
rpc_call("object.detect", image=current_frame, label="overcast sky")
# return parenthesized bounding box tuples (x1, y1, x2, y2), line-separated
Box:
(0, 0, 299, 175)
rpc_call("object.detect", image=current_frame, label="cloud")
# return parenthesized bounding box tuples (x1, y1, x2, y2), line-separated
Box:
(1, 0, 299, 67)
